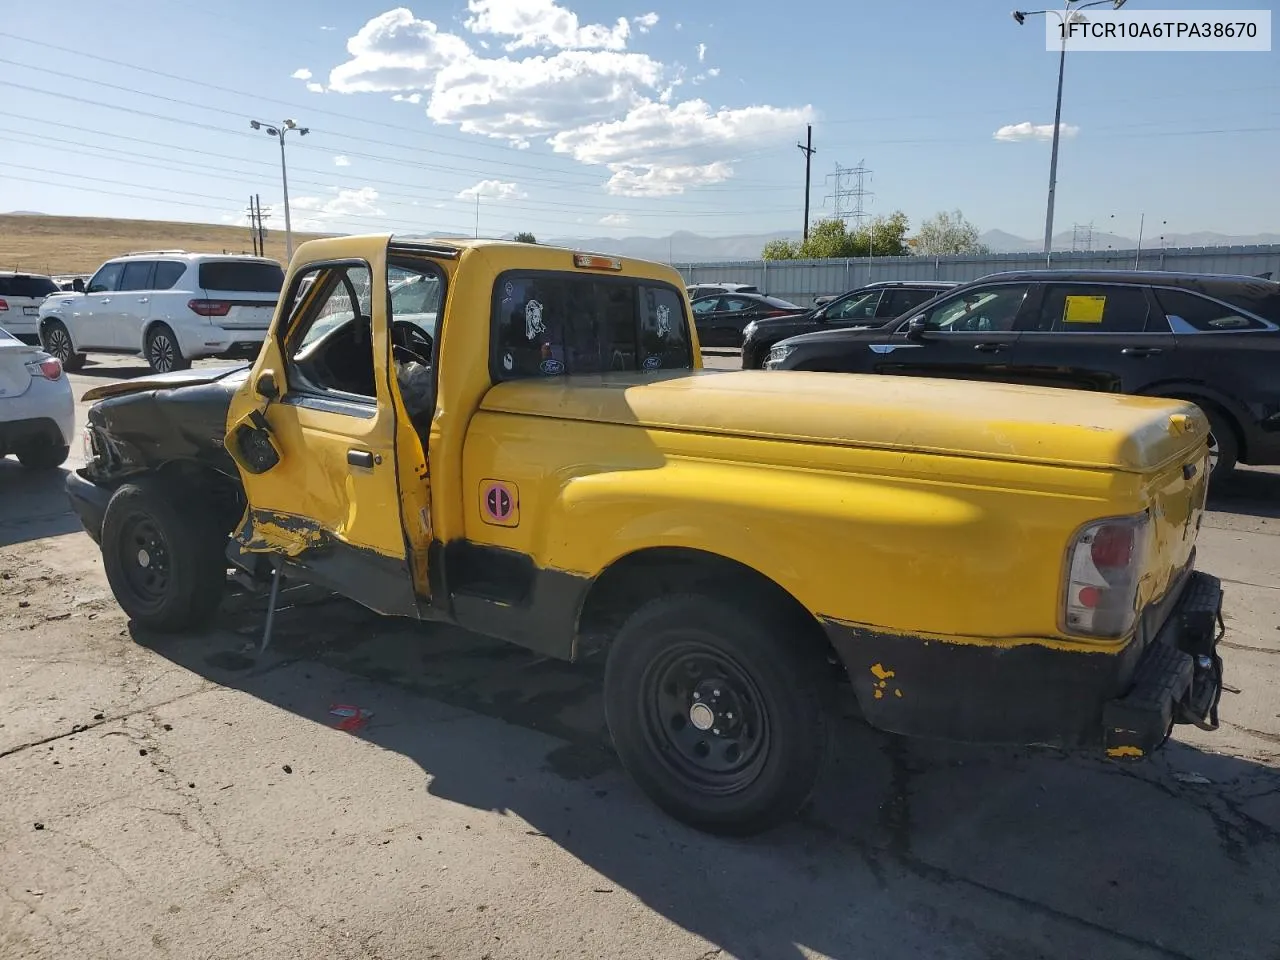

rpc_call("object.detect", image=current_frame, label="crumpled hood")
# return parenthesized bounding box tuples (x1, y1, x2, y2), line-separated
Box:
(81, 363, 251, 402)
(479, 369, 1209, 474)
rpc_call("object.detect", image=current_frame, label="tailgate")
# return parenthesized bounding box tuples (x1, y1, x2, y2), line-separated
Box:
(197, 259, 282, 330)
(1141, 443, 1211, 611)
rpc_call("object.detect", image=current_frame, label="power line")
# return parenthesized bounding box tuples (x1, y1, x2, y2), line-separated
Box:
(0, 45, 796, 188)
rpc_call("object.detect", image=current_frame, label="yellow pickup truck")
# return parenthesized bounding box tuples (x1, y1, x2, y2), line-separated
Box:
(67, 235, 1225, 835)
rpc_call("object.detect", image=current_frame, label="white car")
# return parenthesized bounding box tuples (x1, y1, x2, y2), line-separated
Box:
(0, 326, 74, 469)
(38, 251, 284, 374)
(0, 271, 62, 345)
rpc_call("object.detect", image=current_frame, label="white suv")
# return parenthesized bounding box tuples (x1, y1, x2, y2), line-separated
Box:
(38, 251, 284, 373)
(0, 271, 61, 344)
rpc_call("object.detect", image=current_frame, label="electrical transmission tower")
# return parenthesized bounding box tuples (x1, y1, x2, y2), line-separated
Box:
(1071, 222, 1093, 252)
(823, 160, 874, 227)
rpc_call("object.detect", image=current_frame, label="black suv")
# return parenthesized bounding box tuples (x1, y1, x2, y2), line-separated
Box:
(740, 280, 955, 369)
(765, 270, 1280, 477)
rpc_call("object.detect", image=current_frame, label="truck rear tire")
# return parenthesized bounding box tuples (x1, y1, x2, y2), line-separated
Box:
(603, 592, 830, 835)
(100, 478, 225, 632)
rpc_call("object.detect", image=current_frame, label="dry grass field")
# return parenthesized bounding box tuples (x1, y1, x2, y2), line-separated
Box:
(0, 214, 333, 275)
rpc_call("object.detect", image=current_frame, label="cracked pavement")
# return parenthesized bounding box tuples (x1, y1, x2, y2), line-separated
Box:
(1, 354, 1279, 959)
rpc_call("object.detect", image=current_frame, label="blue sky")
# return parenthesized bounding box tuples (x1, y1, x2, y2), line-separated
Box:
(1, 0, 1276, 241)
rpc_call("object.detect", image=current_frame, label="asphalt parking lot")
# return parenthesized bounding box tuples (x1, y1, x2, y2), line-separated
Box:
(2, 353, 1279, 960)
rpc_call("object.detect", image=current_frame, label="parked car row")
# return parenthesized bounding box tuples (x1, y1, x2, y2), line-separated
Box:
(760, 270, 1280, 478)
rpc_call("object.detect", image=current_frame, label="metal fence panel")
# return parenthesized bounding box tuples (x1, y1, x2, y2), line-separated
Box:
(675, 245, 1280, 306)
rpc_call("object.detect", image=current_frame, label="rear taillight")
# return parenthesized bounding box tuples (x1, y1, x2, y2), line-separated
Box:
(0, 298, 8, 311)
(1063, 514, 1149, 638)
(188, 299, 231, 317)
(25, 357, 63, 380)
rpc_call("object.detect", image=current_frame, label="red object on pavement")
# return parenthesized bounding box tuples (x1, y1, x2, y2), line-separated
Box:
(329, 704, 373, 732)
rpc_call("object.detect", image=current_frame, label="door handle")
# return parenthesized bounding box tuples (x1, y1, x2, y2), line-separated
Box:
(137, 297, 149, 304)
(1121, 347, 1162, 357)
(99, 298, 111, 304)
(347, 449, 377, 468)
(973, 342, 1006, 353)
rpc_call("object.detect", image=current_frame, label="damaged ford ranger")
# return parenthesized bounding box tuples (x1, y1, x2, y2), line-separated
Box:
(66, 234, 1226, 835)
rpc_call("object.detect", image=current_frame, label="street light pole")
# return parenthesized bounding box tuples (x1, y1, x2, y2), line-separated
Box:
(1013, 0, 1128, 260)
(250, 118, 309, 262)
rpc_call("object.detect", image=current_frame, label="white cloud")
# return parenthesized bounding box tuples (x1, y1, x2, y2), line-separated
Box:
(306, 81, 326, 93)
(599, 213, 630, 225)
(605, 162, 732, 197)
(456, 179, 526, 200)
(320, 25, 336, 31)
(465, 0, 631, 51)
(288, 187, 384, 229)
(334, 155, 351, 166)
(326, 7, 811, 193)
(633, 12, 658, 32)
(291, 68, 313, 80)
(696, 42, 706, 62)
(707, 67, 720, 77)
(548, 98, 812, 166)
(994, 121, 1079, 142)
(674, 22, 682, 30)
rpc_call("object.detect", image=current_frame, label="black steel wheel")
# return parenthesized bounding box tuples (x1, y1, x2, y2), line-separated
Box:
(100, 478, 225, 631)
(145, 324, 189, 374)
(643, 642, 771, 796)
(41, 321, 84, 371)
(604, 591, 831, 835)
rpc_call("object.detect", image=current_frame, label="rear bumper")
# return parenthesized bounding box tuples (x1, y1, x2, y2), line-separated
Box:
(65, 470, 112, 544)
(822, 570, 1224, 754)
(0, 414, 71, 453)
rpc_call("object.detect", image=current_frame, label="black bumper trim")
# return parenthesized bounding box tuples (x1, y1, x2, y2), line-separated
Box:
(1103, 571, 1224, 758)
(65, 470, 113, 544)
(821, 570, 1225, 753)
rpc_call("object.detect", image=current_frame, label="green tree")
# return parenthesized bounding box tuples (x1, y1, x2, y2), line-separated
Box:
(514, 231, 537, 244)
(778, 212, 910, 260)
(911, 210, 988, 256)
(761, 237, 801, 260)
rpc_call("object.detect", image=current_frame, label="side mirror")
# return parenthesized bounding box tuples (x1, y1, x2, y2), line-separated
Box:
(72, 278, 85, 293)
(256, 370, 279, 400)
(905, 316, 929, 340)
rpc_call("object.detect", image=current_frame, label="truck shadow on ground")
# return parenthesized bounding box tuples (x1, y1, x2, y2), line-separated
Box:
(130, 585, 1280, 960)
(0, 460, 83, 547)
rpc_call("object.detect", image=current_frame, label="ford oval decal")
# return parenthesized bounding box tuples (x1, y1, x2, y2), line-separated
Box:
(539, 358, 564, 375)
(643, 355, 662, 370)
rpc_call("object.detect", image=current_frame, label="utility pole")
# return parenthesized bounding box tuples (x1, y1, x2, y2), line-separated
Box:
(246, 196, 259, 256)
(474, 195, 480, 238)
(255, 194, 267, 257)
(797, 125, 816, 241)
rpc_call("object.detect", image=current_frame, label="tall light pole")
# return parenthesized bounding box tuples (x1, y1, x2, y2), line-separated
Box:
(250, 118, 309, 262)
(1013, 0, 1128, 259)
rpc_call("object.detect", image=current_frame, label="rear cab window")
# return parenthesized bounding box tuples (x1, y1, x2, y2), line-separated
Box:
(493, 272, 692, 379)
(199, 260, 285, 293)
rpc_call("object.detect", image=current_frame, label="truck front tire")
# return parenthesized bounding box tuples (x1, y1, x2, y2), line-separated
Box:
(100, 478, 226, 632)
(603, 592, 830, 835)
